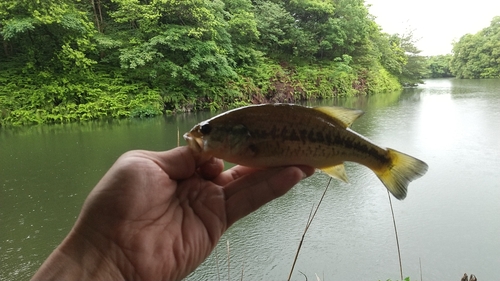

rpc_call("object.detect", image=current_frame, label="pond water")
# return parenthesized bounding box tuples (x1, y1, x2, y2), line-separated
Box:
(1, 78, 499, 280)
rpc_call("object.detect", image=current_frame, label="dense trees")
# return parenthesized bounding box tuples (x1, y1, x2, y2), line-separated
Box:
(1, 0, 423, 126)
(425, 55, 453, 78)
(422, 16, 500, 79)
(450, 16, 500, 79)
(397, 31, 427, 85)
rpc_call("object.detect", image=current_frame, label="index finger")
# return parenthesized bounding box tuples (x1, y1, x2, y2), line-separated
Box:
(211, 165, 262, 186)
(222, 166, 315, 227)
(139, 146, 197, 180)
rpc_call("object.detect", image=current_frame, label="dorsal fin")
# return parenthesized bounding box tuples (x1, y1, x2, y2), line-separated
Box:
(314, 106, 364, 128)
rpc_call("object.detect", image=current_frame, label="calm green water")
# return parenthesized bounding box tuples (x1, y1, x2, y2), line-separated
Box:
(1, 79, 499, 280)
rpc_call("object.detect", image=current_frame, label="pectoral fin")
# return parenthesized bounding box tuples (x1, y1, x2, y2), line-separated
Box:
(321, 164, 349, 182)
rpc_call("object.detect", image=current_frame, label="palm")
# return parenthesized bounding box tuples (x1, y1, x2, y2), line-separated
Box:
(74, 150, 224, 280)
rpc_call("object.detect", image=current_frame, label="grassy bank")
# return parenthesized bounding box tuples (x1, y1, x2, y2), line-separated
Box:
(0, 61, 401, 126)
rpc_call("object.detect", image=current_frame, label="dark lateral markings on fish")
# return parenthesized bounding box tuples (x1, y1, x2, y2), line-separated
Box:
(184, 103, 429, 200)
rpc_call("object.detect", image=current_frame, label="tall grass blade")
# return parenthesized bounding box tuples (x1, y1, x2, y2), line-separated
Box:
(240, 257, 245, 281)
(298, 270, 308, 281)
(215, 245, 220, 281)
(227, 239, 231, 281)
(419, 257, 423, 281)
(387, 190, 403, 281)
(177, 126, 180, 147)
(287, 178, 332, 281)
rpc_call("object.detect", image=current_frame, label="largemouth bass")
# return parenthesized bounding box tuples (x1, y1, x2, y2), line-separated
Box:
(184, 104, 428, 200)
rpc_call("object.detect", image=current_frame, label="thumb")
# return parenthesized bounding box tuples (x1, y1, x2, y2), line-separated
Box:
(140, 146, 198, 180)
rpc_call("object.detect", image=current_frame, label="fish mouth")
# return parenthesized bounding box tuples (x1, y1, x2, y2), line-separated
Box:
(184, 126, 213, 165)
(183, 126, 204, 153)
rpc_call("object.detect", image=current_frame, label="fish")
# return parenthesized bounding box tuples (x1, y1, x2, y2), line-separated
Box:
(184, 104, 428, 200)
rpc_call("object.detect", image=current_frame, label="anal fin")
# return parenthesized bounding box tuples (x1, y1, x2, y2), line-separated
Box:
(321, 164, 349, 182)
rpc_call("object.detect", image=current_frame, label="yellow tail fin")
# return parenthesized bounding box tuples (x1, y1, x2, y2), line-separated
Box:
(375, 149, 428, 200)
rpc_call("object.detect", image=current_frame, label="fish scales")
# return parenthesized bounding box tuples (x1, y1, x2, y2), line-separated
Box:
(184, 104, 428, 200)
(210, 105, 388, 168)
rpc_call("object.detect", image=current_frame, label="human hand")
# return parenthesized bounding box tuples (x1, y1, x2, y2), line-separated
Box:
(31, 146, 314, 281)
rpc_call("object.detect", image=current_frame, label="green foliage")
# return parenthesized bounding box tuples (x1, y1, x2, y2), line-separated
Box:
(393, 31, 427, 86)
(366, 67, 402, 94)
(373, 33, 407, 76)
(0, 65, 162, 126)
(129, 90, 163, 118)
(1, 17, 36, 40)
(425, 55, 454, 78)
(224, 0, 261, 66)
(0, 0, 96, 75)
(1, 0, 417, 126)
(294, 61, 357, 98)
(450, 16, 500, 79)
(253, 1, 293, 53)
(252, 0, 375, 62)
(110, 0, 238, 106)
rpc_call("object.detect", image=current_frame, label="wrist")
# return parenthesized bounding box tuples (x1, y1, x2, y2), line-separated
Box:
(31, 227, 124, 281)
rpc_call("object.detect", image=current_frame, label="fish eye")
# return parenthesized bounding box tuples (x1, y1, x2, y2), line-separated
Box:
(199, 123, 212, 135)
